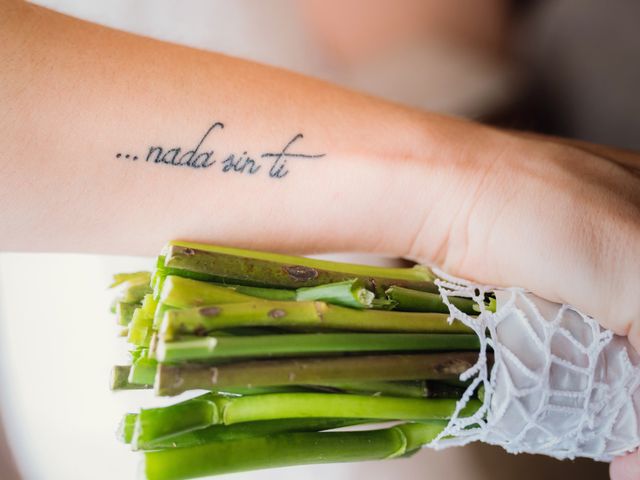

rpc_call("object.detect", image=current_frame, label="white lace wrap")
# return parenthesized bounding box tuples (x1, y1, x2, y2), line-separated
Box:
(427, 271, 640, 461)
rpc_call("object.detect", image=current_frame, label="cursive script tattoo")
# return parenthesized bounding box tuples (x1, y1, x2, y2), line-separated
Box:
(115, 122, 325, 179)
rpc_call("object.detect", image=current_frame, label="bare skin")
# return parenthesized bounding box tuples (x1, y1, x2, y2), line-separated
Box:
(0, 2, 639, 476)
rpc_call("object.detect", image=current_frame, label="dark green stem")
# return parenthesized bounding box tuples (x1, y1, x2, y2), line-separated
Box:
(386, 286, 478, 315)
(156, 352, 479, 395)
(319, 380, 429, 398)
(157, 333, 479, 363)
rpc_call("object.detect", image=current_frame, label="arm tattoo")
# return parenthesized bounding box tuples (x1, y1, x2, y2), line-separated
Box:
(114, 122, 325, 179)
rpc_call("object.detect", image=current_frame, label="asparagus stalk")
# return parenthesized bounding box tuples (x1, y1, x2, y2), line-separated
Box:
(132, 393, 334, 449)
(129, 352, 158, 386)
(110, 365, 151, 390)
(157, 333, 480, 363)
(319, 380, 429, 398)
(131, 416, 365, 450)
(220, 392, 480, 424)
(115, 302, 139, 326)
(153, 302, 174, 329)
(143, 422, 448, 480)
(111, 271, 152, 304)
(159, 276, 381, 311)
(158, 276, 256, 309)
(132, 395, 219, 450)
(118, 413, 139, 444)
(127, 307, 154, 347)
(160, 300, 471, 340)
(160, 242, 438, 294)
(295, 280, 374, 308)
(156, 352, 479, 395)
(226, 284, 297, 301)
(386, 286, 478, 314)
(130, 388, 474, 449)
(424, 381, 469, 399)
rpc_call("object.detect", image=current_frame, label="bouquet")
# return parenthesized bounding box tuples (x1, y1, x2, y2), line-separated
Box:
(110, 241, 640, 480)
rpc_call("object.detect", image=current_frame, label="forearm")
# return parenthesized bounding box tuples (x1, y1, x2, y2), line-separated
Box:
(0, 1, 492, 257)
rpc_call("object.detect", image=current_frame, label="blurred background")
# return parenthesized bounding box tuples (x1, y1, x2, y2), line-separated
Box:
(2, 0, 639, 478)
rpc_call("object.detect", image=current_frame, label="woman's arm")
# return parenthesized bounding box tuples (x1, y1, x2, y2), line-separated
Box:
(0, 0, 484, 257)
(1, 1, 639, 352)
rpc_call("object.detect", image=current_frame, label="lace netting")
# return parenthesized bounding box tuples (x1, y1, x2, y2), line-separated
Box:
(427, 269, 640, 461)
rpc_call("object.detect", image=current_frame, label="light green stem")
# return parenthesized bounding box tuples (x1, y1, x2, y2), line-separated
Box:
(143, 422, 447, 480)
(159, 241, 437, 294)
(220, 392, 480, 424)
(295, 279, 374, 308)
(161, 299, 471, 340)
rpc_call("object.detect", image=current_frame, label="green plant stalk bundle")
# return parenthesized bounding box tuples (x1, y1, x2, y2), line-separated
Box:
(109, 241, 489, 480)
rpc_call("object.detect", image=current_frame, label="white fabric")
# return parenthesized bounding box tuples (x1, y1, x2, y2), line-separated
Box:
(428, 270, 640, 461)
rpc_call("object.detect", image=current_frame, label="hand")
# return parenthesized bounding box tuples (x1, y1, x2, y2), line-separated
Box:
(403, 130, 639, 479)
(611, 451, 640, 479)
(407, 129, 640, 351)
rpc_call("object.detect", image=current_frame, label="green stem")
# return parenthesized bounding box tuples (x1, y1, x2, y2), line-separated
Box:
(424, 381, 469, 399)
(115, 302, 139, 326)
(111, 271, 152, 304)
(129, 354, 158, 386)
(136, 417, 365, 450)
(158, 276, 256, 309)
(160, 241, 437, 294)
(156, 352, 478, 395)
(220, 392, 480, 424)
(319, 380, 429, 398)
(226, 284, 297, 301)
(143, 422, 447, 480)
(397, 422, 448, 451)
(161, 300, 471, 340)
(132, 394, 219, 450)
(295, 279, 374, 309)
(159, 275, 387, 312)
(118, 413, 138, 444)
(127, 307, 154, 347)
(386, 286, 478, 315)
(157, 333, 479, 363)
(110, 365, 150, 391)
(153, 302, 174, 329)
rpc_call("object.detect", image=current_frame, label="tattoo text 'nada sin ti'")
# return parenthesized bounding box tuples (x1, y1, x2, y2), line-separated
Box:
(114, 122, 325, 179)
